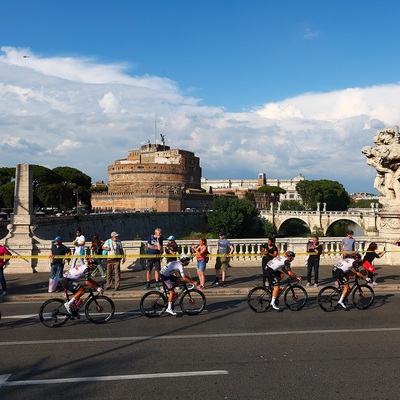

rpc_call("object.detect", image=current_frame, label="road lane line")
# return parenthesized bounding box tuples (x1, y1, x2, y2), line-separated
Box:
(0, 370, 229, 387)
(1, 327, 400, 346)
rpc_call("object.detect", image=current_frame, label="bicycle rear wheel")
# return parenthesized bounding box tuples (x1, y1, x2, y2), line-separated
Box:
(284, 285, 308, 311)
(85, 295, 115, 324)
(180, 289, 206, 315)
(39, 299, 70, 328)
(247, 287, 271, 313)
(140, 291, 167, 317)
(317, 286, 340, 312)
(352, 284, 374, 309)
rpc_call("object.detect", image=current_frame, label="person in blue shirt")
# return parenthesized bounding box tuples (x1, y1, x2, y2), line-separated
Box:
(211, 231, 234, 287)
(144, 228, 163, 290)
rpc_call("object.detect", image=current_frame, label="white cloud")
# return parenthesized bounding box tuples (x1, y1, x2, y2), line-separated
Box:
(0, 46, 398, 193)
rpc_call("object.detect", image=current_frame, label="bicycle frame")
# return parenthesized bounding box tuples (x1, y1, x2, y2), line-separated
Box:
(162, 280, 191, 305)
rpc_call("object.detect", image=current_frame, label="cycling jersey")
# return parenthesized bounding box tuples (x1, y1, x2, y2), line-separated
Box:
(266, 256, 292, 272)
(63, 264, 91, 281)
(334, 258, 357, 273)
(161, 260, 186, 278)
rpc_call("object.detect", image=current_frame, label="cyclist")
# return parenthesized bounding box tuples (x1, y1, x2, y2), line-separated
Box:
(265, 251, 302, 311)
(160, 254, 198, 316)
(333, 253, 366, 309)
(62, 257, 104, 314)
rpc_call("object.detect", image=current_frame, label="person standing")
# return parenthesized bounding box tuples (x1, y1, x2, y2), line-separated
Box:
(306, 236, 323, 287)
(191, 237, 208, 290)
(0, 243, 12, 296)
(363, 242, 386, 286)
(260, 237, 278, 287)
(71, 228, 86, 268)
(102, 231, 125, 291)
(89, 234, 106, 277)
(212, 231, 234, 287)
(340, 230, 355, 258)
(164, 235, 178, 262)
(144, 228, 163, 290)
(49, 236, 71, 292)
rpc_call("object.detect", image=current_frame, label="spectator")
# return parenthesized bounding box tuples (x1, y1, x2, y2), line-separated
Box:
(90, 234, 106, 277)
(212, 231, 234, 287)
(191, 237, 208, 290)
(0, 243, 12, 296)
(49, 236, 71, 292)
(71, 228, 86, 268)
(363, 242, 386, 286)
(164, 235, 178, 262)
(340, 230, 355, 258)
(260, 237, 278, 287)
(144, 228, 163, 290)
(102, 231, 125, 291)
(306, 236, 323, 287)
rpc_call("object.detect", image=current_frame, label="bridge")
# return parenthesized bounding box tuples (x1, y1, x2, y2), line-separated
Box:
(260, 204, 380, 236)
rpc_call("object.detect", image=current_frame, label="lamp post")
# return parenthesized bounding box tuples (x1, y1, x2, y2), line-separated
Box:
(73, 189, 79, 213)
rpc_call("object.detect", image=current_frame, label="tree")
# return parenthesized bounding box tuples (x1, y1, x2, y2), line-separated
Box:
(280, 200, 304, 211)
(296, 179, 351, 211)
(0, 182, 15, 209)
(207, 196, 261, 238)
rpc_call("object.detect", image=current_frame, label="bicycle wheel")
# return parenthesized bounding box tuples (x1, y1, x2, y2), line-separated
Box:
(247, 286, 271, 313)
(317, 286, 340, 312)
(352, 284, 374, 310)
(284, 285, 308, 311)
(140, 291, 167, 318)
(39, 299, 70, 328)
(180, 289, 206, 315)
(85, 295, 115, 324)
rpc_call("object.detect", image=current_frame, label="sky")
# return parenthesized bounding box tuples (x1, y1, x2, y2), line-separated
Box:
(1, 0, 400, 194)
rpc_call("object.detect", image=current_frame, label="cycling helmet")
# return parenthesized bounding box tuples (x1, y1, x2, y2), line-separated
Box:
(285, 251, 296, 258)
(180, 254, 191, 263)
(354, 253, 362, 260)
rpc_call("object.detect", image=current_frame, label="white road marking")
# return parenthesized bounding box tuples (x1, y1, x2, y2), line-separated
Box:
(0, 327, 400, 346)
(0, 370, 228, 387)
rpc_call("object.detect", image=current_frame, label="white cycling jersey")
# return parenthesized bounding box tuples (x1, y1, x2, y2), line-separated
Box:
(161, 260, 186, 278)
(266, 256, 291, 271)
(63, 264, 90, 280)
(334, 258, 356, 273)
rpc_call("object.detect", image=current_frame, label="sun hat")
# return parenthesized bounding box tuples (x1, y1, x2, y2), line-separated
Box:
(111, 231, 119, 237)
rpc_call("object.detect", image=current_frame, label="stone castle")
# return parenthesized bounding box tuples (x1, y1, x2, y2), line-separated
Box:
(91, 143, 304, 212)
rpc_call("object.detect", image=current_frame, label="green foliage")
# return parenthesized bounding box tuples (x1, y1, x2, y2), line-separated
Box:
(262, 219, 275, 237)
(207, 196, 261, 238)
(296, 179, 351, 211)
(257, 185, 286, 194)
(280, 200, 305, 211)
(353, 199, 381, 208)
(0, 182, 15, 209)
(0, 167, 15, 184)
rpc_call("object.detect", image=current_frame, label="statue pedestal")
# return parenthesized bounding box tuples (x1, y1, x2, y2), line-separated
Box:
(378, 211, 400, 265)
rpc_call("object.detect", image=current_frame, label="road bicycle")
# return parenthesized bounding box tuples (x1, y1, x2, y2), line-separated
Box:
(247, 278, 308, 312)
(140, 280, 206, 317)
(317, 276, 374, 312)
(39, 287, 115, 327)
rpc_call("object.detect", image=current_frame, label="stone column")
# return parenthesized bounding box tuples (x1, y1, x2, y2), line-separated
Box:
(5, 163, 36, 273)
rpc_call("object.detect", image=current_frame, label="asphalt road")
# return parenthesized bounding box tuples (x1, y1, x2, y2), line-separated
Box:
(1, 292, 400, 400)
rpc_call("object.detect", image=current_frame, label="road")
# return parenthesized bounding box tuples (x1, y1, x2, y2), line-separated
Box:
(1, 292, 400, 399)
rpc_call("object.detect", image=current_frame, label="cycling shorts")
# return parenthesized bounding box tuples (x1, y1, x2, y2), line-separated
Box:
(62, 277, 82, 293)
(161, 273, 179, 290)
(265, 267, 283, 287)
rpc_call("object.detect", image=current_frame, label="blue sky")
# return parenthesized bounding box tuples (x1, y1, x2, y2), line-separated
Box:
(1, 0, 400, 194)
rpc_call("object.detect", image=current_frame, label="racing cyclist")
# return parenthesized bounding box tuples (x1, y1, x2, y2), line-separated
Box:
(333, 253, 366, 309)
(160, 254, 198, 316)
(63, 257, 104, 314)
(265, 251, 302, 311)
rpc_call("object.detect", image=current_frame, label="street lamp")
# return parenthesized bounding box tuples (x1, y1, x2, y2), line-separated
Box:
(73, 189, 79, 212)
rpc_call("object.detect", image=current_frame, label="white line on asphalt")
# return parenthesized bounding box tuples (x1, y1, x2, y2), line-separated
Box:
(1, 327, 400, 346)
(0, 370, 229, 387)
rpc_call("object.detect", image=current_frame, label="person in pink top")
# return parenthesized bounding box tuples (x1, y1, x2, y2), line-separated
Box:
(191, 237, 208, 290)
(0, 244, 12, 296)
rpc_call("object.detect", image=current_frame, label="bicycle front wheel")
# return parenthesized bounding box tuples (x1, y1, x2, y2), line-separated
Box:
(247, 287, 271, 313)
(140, 291, 167, 317)
(180, 289, 206, 315)
(317, 286, 340, 312)
(284, 285, 308, 311)
(352, 284, 374, 310)
(39, 299, 70, 328)
(85, 295, 115, 324)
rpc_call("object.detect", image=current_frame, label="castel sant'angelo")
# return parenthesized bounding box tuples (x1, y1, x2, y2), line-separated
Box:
(91, 142, 303, 213)
(91, 143, 205, 212)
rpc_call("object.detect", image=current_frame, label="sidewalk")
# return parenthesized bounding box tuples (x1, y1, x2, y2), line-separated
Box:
(2, 263, 400, 302)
